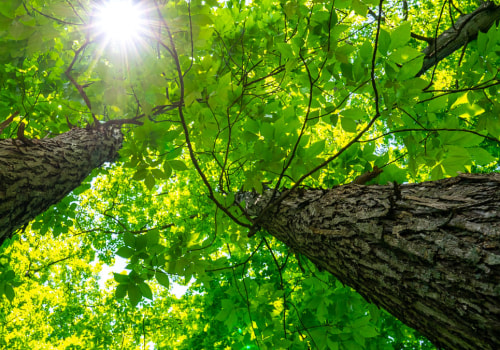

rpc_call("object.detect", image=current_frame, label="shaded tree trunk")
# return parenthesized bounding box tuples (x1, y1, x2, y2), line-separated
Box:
(243, 174, 500, 350)
(0, 126, 123, 244)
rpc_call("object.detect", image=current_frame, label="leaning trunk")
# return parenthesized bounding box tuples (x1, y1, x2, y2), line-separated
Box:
(0, 126, 123, 244)
(244, 174, 500, 350)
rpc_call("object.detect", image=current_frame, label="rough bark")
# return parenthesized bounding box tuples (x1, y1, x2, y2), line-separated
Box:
(416, 1, 500, 77)
(242, 173, 500, 350)
(0, 126, 123, 244)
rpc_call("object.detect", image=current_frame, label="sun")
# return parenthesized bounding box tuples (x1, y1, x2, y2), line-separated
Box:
(93, 0, 149, 49)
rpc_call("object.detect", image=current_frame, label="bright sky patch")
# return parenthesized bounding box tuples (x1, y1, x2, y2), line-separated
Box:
(93, 0, 149, 48)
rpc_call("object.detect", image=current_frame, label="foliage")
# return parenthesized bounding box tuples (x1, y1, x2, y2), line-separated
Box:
(1, 0, 499, 348)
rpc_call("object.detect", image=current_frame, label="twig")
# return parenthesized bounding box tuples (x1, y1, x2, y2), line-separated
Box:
(65, 41, 93, 112)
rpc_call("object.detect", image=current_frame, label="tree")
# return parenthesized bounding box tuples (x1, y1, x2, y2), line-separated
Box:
(241, 174, 500, 350)
(0, 0, 499, 349)
(0, 124, 122, 244)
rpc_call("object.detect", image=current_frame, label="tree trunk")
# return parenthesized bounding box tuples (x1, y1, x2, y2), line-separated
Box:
(0, 126, 123, 244)
(243, 173, 500, 350)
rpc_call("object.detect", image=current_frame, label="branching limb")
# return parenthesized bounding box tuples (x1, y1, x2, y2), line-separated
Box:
(359, 127, 500, 145)
(248, 0, 386, 236)
(153, 0, 252, 229)
(65, 41, 93, 112)
(16, 122, 34, 146)
(0, 111, 19, 134)
(416, 1, 500, 77)
(411, 32, 435, 43)
(352, 166, 383, 185)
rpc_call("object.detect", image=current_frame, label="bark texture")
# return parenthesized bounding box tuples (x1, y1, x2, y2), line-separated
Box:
(0, 126, 123, 244)
(416, 1, 500, 77)
(243, 173, 500, 350)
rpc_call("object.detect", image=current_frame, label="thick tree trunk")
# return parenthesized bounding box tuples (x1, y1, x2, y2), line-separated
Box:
(243, 173, 500, 350)
(0, 126, 123, 244)
(416, 1, 500, 77)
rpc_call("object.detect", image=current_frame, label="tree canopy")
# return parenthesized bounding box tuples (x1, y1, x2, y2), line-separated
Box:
(1, 0, 499, 349)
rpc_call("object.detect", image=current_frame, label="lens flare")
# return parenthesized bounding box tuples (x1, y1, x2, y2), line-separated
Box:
(93, 0, 149, 49)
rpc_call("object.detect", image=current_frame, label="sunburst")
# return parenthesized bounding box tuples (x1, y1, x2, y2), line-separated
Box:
(92, 0, 151, 52)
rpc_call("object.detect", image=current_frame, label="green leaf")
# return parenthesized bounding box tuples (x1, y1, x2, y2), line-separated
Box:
(133, 168, 148, 181)
(276, 43, 292, 61)
(260, 122, 275, 140)
(128, 284, 142, 306)
(155, 271, 170, 288)
(169, 160, 188, 171)
(330, 114, 339, 126)
(389, 22, 411, 50)
(377, 29, 391, 55)
(192, 14, 213, 26)
(116, 247, 135, 259)
(390, 46, 421, 64)
(4, 284, 14, 302)
(136, 234, 148, 251)
(441, 146, 470, 175)
(335, 44, 355, 63)
(398, 56, 424, 80)
(378, 164, 407, 184)
(341, 117, 358, 133)
(145, 172, 155, 191)
(163, 161, 173, 179)
(123, 232, 136, 248)
(138, 282, 153, 300)
(358, 325, 379, 338)
(151, 168, 168, 180)
(468, 147, 496, 165)
(165, 147, 183, 160)
(115, 283, 128, 299)
(442, 131, 483, 147)
(3, 269, 15, 281)
(9, 20, 35, 40)
(352, 0, 367, 17)
(427, 95, 448, 112)
(336, 0, 352, 9)
(113, 272, 130, 284)
(359, 40, 372, 62)
(146, 229, 160, 247)
(307, 140, 325, 158)
(342, 107, 364, 120)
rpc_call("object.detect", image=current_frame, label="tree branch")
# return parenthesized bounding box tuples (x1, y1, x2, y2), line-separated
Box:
(416, 1, 500, 77)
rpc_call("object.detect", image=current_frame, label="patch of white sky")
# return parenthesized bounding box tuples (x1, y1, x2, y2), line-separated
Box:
(97, 256, 193, 298)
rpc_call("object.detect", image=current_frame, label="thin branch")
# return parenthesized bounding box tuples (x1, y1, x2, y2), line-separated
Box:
(28, 4, 82, 26)
(274, 51, 314, 193)
(28, 256, 72, 275)
(65, 41, 93, 112)
(411, 32, 435, 43)
(205, 240, 264, 272)
(153, 1, 251, 229)
(359, 127, 500, 144)
(263, 236, 287, 339)
(371, 0, 384, 116)
(416, 1, 500, 77)
(247, 1, 386, 236)
(420, 80, 500, 102)
(183, 2, 195, 77)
